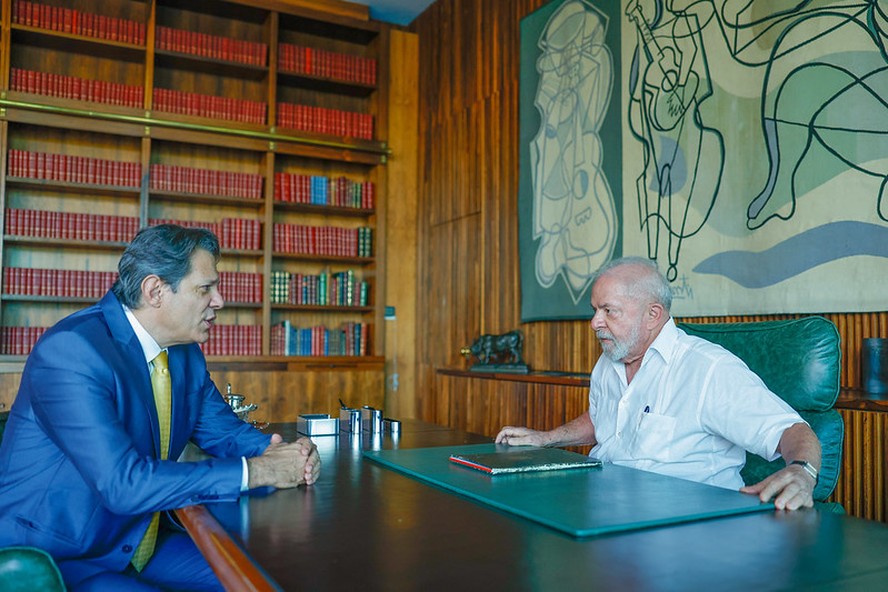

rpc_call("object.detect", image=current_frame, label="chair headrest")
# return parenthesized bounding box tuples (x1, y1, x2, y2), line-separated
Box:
(677, 316, 841, 411)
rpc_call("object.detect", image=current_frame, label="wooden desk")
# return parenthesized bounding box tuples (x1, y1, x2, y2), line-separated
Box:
(180, 420, 888, 591)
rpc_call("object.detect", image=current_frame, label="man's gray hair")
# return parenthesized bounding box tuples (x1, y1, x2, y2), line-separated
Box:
(112, 224, 220, 308)
(592, 256, 673, 312)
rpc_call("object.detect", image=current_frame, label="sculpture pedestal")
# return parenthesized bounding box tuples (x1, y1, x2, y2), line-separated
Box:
(469, 363, 530, 374)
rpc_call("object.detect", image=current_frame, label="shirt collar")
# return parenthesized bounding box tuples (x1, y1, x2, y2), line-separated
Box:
(123, 305, 163, 365)
(646, 317, 679, 365)
(600, 316, 678, 376)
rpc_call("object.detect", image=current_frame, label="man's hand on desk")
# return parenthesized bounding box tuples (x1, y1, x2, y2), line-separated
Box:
(495, 426, 549, 447)
(739, 465, 815, 511)
(496, 414, 596, 449)
(247, 434, 321, 489)
(741, 422, 820, 511)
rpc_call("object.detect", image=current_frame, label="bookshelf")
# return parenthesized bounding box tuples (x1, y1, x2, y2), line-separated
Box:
(0, 0, 398, 416)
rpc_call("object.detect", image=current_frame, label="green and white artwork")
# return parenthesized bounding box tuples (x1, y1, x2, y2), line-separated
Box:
(520, 0, 888, 319)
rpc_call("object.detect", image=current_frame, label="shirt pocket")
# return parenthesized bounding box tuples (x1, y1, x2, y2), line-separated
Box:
(631, 412, 677, 462)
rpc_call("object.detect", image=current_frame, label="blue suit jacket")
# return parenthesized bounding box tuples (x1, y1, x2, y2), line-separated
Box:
(0, 291, 271, 583)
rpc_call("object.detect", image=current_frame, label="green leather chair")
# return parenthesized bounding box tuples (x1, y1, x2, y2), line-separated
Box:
(0, 547, 66, 592)
(678, 316, 843, 503)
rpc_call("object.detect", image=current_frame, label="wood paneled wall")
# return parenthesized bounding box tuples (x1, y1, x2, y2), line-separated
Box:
(836, 409, 886, 521)
(410, 0, 888, 424)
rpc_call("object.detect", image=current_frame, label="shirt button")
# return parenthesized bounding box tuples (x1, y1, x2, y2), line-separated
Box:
(617, 431, 622, 438)
(122, 545, 133, 553)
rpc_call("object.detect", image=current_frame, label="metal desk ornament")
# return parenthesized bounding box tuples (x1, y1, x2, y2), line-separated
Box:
(461, 329, 529, 374)
(224, 383, 267, 428)
(296, 413, 340, 436)
(296, 399, 400, 437)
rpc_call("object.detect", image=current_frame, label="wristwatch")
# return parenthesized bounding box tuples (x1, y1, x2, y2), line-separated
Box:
(790, 460, 819, 486)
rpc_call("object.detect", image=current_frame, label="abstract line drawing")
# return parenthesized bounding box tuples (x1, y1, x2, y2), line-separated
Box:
(626, 0, 724, 281)
(531, 0, 618, 305)
(711, 0, 888, 229)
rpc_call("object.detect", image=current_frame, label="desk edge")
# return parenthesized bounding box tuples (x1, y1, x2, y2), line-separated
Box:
(176, 504, 279, 592)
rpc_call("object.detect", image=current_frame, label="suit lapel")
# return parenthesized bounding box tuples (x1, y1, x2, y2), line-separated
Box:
(99, 291, 163, 457)
(167, 347, 186, 456)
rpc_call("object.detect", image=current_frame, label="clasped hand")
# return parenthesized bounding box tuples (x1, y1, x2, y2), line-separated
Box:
(248, 433, 321, 489)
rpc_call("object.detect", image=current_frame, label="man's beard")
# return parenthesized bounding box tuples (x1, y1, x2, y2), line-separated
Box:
(596, 322, 641, 362)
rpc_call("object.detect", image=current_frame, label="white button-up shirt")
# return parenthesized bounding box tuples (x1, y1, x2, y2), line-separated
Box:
(588, 319, 804, 489)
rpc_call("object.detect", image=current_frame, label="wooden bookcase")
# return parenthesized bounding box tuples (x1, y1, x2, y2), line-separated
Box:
(0, 0, 397, 417)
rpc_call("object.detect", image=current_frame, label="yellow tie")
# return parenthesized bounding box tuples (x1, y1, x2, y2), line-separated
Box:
(131, 350, 171, 572)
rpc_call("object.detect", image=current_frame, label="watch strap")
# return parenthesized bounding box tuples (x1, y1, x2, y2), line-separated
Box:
(790, 460, 819, 485)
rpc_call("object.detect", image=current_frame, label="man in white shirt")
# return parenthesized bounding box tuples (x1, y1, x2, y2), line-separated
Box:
(496, 257, 821, 511)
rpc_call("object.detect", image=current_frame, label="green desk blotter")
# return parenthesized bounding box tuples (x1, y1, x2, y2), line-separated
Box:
(363, 443, 773, 537)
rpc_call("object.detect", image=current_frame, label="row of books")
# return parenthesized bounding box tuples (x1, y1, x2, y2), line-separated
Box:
(7, 149, 141, 188)
(0, 326, 48, 356)
(6, 208, 140, 243)
(218, 272, 263, 304)
(5, 208, 377, 257)
(199, 325, 262, 357)
(279, 43, 377, 86)
(272, 224, 372, 258)
(149, 218, 262, 252)
(0, 323, 371, 357)
(9, 74, 374, 138)
(4, 208, 264, 249)
(3, 268, 117, 299)
(274, 173, 375, 209)
(6, 82, 373, 141)
(269, 270, 369, 307)
(0, 325, 267, 357)
(12, 0, 146, 45)
(149, 164, 264, 200)
(0, 266, 263, 305)
(277, 102, 374, 140)
(270, 321, 369, 357)
(7, 152, 373, 206)
(153, 88, 267, 125)
(156, 26, 267, 67)
(10, 67, 143, 108)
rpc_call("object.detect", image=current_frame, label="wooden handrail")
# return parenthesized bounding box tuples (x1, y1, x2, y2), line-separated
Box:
(175, 505, 279, 592)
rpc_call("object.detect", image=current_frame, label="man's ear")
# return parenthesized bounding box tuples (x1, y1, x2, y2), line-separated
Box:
(141, 275, 166, 308)
(647, 302, 665, 325)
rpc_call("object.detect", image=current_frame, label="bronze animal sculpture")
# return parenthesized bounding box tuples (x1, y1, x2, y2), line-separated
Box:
(461, 330, 526, 367)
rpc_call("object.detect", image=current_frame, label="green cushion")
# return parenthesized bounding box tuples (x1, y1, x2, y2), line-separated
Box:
(678, 317, 841, 411)
(0, 547, 65, 592)
(678, 317, 843, 502)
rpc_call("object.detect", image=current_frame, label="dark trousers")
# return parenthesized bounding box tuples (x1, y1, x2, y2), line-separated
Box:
(65, 528, 223, 592)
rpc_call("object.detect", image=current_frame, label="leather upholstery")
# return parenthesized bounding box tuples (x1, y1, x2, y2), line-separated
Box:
(0, 547, 65, 592)
(678, 317, 843, 502)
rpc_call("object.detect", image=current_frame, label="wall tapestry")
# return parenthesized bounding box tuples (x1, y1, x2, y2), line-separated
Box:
(519, 0, 888, 320)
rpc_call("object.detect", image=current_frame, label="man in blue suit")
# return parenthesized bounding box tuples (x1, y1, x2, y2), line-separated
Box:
(0, 224, 321, 590)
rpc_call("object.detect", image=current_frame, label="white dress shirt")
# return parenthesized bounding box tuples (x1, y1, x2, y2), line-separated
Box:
(588, 318, 804, 489)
